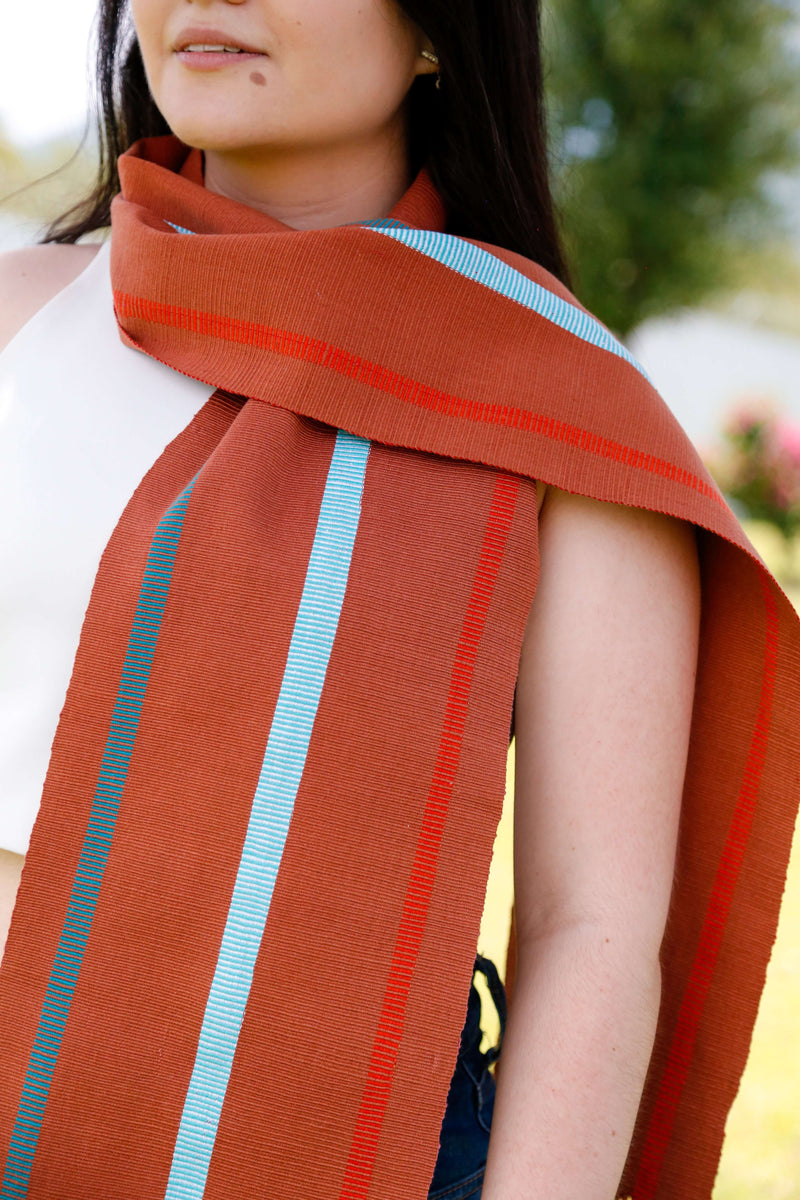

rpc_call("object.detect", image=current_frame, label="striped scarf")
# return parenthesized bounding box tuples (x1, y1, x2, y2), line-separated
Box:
(1, 135, 798, 1200)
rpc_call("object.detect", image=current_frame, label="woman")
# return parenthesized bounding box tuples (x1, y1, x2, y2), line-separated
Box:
(0, 3, 797, 1199)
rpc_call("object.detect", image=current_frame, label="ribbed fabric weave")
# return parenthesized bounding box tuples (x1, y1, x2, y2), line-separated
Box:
(1, 136, 798, 1200)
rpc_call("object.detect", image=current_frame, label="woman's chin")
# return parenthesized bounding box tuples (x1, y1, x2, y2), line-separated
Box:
(164, 116, 271, 155)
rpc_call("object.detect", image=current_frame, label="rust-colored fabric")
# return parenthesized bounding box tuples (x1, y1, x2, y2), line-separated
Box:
(1, 135, 798, 1200)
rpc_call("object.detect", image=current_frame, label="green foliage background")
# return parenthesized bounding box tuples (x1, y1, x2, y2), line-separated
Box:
(544, 0, 800, 335)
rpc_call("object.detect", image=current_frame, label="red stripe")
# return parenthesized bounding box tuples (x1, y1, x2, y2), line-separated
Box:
(113, 292, 725, 509)
(335, 473, 519, 1200)
(632, 572, 780, 1198)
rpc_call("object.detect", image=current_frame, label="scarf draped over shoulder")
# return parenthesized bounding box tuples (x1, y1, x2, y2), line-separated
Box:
(1, 135, 798, 1200)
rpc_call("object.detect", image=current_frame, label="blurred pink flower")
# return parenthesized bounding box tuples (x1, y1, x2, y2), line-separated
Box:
(775, 420, 800, 466)
(710, 398, 800, 540)
(724, 399, 777, 438)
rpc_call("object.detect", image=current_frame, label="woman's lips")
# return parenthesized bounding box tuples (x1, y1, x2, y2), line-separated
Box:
(175, 49, 267, 70)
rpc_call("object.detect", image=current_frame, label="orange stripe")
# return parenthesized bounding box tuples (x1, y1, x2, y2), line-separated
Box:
(113, 292, 725, 509)
(632, 572, 780, 1198)
(335, 472, 522, 1195)
(335, 473, 519, 1200)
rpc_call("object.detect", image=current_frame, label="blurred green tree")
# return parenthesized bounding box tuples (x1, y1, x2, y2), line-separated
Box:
(544, 0, 800, 336)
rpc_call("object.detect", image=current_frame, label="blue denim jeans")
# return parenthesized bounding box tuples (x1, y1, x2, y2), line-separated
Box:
(427, 955, 507, 1200)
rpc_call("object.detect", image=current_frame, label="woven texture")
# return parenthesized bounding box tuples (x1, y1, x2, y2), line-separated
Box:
(1, 135, 799, 1200)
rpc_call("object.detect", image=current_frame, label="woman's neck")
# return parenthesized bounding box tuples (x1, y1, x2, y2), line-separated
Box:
(202, 128, 412, 230)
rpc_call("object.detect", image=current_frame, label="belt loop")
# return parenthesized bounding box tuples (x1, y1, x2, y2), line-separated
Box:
(472, 953, 507, 1067)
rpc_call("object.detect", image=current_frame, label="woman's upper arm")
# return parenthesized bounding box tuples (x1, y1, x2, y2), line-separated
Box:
(0, 243, 102, 356)
(513, 484, 701, 958)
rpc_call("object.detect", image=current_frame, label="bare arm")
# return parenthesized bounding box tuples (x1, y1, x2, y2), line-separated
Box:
(482, 485, 701, 1200)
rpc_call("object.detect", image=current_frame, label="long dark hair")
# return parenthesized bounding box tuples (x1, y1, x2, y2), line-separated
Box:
(42, 0, 570, 282)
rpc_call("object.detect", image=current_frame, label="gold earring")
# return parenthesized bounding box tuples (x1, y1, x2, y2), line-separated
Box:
(420, 48, 441, 89)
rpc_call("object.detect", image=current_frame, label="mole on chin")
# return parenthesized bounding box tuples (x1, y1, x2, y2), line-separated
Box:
(250, 71, 267, 86)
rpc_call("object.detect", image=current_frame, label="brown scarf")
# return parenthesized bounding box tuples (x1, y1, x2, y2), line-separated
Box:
(1, 135, 798, 1200)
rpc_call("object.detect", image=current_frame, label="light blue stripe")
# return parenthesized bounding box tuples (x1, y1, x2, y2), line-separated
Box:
(165, 220, 197, 236)
(164, 213, 644, 380)
(1, 478, 197, 1200)
(364, 221, 650, 382)
(164, 428, 371, 1200)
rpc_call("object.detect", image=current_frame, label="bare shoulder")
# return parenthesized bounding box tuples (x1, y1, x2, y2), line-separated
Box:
(529, 482, 700, 633)
(0, 850, 24, 966)
(0, 242, 103, 356)
(535, 483, 699, 560)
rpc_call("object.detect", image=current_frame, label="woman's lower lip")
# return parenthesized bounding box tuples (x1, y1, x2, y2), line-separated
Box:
(175, 50, 266, 70)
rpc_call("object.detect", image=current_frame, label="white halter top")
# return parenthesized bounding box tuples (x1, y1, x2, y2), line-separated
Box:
(0, 243, 214, 854)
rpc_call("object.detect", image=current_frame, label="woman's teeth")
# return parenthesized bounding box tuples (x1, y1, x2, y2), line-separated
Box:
(183, 45, 243, 53)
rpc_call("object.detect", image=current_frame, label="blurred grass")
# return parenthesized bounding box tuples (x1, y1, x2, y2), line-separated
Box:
(474, 518, 800, 1195)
